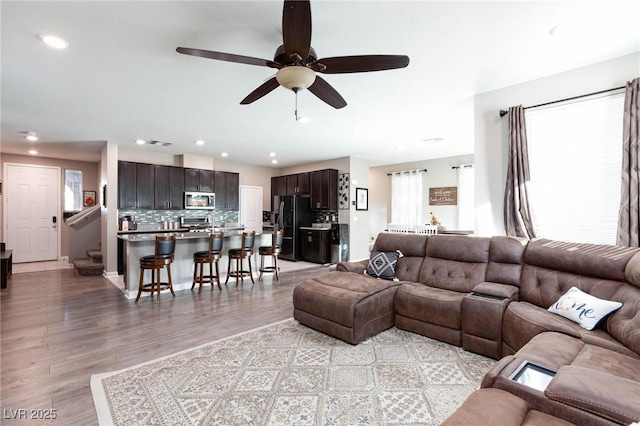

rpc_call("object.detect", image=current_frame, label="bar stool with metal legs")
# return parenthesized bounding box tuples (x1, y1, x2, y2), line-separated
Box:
(225, 231, 256, 286)
(192, 232, 224, 293)
(259, 229, 284, 281)
(136, 234, 176, 303)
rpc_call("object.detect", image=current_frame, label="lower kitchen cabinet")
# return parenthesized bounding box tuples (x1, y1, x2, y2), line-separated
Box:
(300, 229, 330, 264)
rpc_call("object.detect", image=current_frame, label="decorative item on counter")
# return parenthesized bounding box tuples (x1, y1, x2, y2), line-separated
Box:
(429, 212, 439, 226)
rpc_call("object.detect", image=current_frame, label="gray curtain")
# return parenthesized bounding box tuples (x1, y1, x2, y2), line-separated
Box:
(504, 105, 537, 239)
(617, 78, 640, 247)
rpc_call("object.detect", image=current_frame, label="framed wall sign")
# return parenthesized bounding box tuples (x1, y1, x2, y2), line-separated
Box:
(338, 173, 350, 209)
(83, 190, 96, 206)
(429, 186, 458, 206)
(355, 187, 368, 211)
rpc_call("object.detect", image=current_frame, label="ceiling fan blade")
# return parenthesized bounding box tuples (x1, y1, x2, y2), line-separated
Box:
(316, 55, 410, 74)
(240, 77, 280, 105)
(176, 47, 279, 68)
(307, 75, 347, 109)
(282, 0, 311, 61)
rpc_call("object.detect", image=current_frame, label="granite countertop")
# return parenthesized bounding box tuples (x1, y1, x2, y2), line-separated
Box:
(118, 230, 274, 242)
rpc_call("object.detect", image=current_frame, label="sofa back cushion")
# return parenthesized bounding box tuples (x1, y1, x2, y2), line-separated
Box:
(374, 233, 428, 282)
(520, 239, 640, 356)
(486, 236, 526, 286)
(418, 235, 491, 292)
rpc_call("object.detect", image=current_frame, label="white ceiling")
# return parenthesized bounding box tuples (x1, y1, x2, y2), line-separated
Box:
(1, 1, 639, 167)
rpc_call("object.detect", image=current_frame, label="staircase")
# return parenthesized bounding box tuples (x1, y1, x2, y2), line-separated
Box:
(73, 249, 104, 276)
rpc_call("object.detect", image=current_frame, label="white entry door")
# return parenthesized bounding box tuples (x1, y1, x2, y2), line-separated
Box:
(240, 186, 263, 234)
(5, 164, 60, 263)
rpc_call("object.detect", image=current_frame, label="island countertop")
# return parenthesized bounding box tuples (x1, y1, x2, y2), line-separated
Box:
(118, 230, 275, 299)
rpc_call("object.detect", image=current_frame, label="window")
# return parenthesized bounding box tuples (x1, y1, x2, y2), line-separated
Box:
(64, 169, 83, 211)
(391, 171, 423, 228)
(526, 91, 624, 245)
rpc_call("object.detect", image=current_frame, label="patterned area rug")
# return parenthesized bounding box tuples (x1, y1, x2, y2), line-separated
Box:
(91, 319, 494, 425)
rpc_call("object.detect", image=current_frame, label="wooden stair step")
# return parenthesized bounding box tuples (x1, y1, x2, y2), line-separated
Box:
(72, 258, 103, 276)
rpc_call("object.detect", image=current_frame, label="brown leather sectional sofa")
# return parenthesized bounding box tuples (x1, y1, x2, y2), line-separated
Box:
(292, 233, 640, 425)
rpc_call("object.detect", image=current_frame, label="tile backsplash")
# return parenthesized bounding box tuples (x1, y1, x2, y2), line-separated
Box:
(119, 209, 238, 226)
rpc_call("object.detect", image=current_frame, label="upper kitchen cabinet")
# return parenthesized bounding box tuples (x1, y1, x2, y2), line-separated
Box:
(310, 169, 338, 210)
(118, 161, 154, 209)
(184, 168, 214, 193)
(215, 171, 240, 210)
(292, 172, 310, 195)
(154, 165, 184, 210)
(272, 176, 287, 196)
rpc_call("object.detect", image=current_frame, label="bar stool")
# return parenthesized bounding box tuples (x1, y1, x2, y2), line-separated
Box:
(136, 235, 176, 303)
(225, 231, 256, 286)
(259, 230, 284, 281)
(192, 232, 224, 293)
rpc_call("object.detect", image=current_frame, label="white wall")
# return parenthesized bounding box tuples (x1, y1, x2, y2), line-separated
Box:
(474, 53, 639, 237)
(369, 154, 475, 237)
(348, 157, 372, 261)
(102, 141, 119, 274)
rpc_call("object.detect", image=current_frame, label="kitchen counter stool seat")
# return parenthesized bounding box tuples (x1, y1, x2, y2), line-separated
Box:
(259, 230, 284, 281)
(192, 232, 224, 293)
(226, 231, 256, 286)
(136, 235, 176, 303)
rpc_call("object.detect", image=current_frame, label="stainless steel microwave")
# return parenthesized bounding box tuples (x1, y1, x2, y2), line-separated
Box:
(184, 192, 215, 210)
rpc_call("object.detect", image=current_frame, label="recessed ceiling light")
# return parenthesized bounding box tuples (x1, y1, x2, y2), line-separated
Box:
(26, 133, 39, 141)
(28, 149, 38, 155)
(195, 140, 205, 146)
(272, 159, 278, 164)
(38, 34, 69, 49)
(221, 152, 229, 157)
(268, 152, 276, 157)
(135, 139, 146, 145)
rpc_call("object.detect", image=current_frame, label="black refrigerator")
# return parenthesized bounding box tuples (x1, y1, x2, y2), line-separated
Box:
(275, 195, 314, 261)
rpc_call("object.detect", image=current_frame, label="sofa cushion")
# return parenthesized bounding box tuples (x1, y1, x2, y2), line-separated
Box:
(486, 236, 527, 287)
(366, 250, 401, 280)
(292, 272, 400, 329)
(547, 286, 622, 330)
(441, 388, 577, 426)
(419, 235, 490, 292)
(394, 283, 464, 330)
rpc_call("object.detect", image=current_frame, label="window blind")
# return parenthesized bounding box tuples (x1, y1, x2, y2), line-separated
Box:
(526, 91, 624, 245)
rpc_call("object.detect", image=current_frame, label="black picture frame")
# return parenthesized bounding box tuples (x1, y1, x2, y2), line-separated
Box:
(355, 187, 368, 211)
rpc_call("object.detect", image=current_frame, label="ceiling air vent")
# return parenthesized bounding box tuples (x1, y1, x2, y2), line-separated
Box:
(147, 140, 172, 146)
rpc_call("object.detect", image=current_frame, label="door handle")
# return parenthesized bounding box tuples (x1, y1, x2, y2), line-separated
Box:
(52, 216, 57, 229)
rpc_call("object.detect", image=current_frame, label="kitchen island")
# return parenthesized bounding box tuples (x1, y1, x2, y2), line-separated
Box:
(118, 231, 274, 299)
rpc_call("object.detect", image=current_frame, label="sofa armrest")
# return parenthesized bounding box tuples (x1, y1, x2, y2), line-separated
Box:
(336, 259, 369, 274)
(545, 365, 640, 425)
(473, 282, 519, 301)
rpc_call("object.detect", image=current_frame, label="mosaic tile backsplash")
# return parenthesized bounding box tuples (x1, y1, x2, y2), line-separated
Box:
(119, 209, 238, 227)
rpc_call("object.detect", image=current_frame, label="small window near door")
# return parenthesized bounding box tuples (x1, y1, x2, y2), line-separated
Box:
(65, 169, 83, 211)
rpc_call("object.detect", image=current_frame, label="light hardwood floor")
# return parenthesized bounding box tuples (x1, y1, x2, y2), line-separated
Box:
(0, 264, 331, 425)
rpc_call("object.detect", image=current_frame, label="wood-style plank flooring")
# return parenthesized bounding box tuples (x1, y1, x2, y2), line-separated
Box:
(0, 264, 331, 425)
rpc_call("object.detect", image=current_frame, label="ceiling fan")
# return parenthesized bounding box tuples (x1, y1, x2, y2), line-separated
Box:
(176, 0, 409, 110)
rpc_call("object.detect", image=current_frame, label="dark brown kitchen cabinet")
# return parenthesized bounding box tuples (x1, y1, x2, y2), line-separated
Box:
(215, 171, 239, 210)
(301, 229, 331, 264)
(286, 175, 298, 195)
(118, 161, 154, 209)
(272, 176, 287, 196)
(295, 172, 310, 195)
(184, 168, 214, 192)
(310, 169, 338, 210)
(154, 165, 184, 210)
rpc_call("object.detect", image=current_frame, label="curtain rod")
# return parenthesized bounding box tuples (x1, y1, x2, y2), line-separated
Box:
(451, 164, 473, 169)
(499, 85, 625, 118)
(387, 168, 427, 176)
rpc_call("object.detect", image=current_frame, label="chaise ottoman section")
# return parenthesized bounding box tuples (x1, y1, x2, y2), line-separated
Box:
(293, 271, 401, 344)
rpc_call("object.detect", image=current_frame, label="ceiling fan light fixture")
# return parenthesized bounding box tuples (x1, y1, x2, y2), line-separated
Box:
(276, 66, 316, 91)
(296, 115, 311, 124)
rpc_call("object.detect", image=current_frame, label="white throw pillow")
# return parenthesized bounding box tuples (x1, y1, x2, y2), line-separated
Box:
(548, 286, 622, 330)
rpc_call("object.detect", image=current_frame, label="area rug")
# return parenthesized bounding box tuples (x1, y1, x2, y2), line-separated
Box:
(91, 319, 495, 425)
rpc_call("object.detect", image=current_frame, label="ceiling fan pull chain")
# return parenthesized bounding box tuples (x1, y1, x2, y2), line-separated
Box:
(294, 88, 299, 121)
